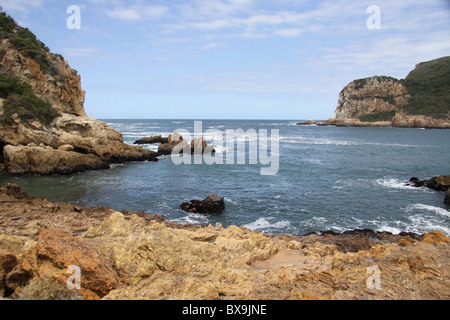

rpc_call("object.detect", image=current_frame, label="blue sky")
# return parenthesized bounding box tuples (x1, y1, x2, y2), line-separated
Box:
(2, 0, 450, 119)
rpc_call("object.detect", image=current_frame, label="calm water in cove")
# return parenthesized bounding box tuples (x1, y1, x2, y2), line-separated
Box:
(1, 120, 449, 235)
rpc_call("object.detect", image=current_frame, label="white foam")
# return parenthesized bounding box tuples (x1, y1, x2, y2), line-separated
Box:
(244, 217, 290, 231)
(376, 178, 432, 192)
(408, 214, 450, 235)
(224, 197, 238, 205)
(407, 204, 450, 217)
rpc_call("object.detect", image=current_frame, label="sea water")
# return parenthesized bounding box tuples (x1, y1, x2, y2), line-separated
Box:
(1, 120, 449, 236)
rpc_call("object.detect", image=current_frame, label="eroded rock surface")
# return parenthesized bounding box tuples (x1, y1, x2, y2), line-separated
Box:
(0, 184, 449, 300)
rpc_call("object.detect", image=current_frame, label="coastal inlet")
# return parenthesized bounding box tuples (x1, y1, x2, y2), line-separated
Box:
(3, 120, 450, 237)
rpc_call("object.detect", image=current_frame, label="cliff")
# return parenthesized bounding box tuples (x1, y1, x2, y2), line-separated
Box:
(0, 183, 449, 300)
(322, 57, 450, 128)
(0, 12, 157, 175)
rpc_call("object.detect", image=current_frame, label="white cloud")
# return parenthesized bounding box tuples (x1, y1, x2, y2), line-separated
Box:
(106, 4, 168, 21)
(274, 28, 304, 37)
(60, 47, 100, 58)
(0, 0, 43, 13)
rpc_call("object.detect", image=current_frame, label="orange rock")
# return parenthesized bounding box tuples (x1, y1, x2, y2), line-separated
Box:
(422, 231, 449, 245)
(36, 229, 123, 299)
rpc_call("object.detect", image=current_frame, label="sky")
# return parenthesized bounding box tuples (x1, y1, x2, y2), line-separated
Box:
(1, 0, 450, 120)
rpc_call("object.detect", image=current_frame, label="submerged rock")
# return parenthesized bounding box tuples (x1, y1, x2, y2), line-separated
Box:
(297, 120, 318, 126)
(180, 194, 225, 214)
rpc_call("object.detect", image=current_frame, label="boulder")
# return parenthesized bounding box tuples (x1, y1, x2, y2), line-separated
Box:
(180, 194, 225, 214)
(445, 189, 450, 206)
(168, 131, 183, 144)
(190, 136, 215, 154)
(158, 131, 185, 155)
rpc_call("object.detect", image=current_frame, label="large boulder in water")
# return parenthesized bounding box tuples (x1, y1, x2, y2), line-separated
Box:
(445, 189, 450, 206)
(180, 194, 225, 214)
(158, 131, 185, 155)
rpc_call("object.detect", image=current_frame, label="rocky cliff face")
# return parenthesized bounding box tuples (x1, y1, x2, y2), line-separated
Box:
(323, 76, 408, 126)
(322, 57, 450, 128)
(0, 17, 157, 175)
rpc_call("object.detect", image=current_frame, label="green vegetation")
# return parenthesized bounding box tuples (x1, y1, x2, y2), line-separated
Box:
(358, 110, 397, 122)
(0, 11, 59, 76)
(401, 56, 450, 120)
(0, 74, 60, 125)
(353, 76, 398, 90)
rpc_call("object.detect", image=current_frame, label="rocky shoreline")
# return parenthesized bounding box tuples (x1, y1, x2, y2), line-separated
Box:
(1, 183, 449, 300)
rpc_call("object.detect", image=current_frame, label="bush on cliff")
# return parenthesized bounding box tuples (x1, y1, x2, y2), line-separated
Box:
(0, 74, 60, 125)
(358, 110, 397, 122)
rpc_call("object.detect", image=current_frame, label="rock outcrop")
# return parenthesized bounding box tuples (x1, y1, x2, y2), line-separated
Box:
(409, 175, 450, 192)
(180, 194, 225, 214)
(134, 135, 168, 145)
(0, 184, 449, 300)
(0, 12, 157, 175)
(152, 131, 215, 156)
(408, 175, 450, 205)
(322, 76, 407, 127)
(322, 57, 450, 128)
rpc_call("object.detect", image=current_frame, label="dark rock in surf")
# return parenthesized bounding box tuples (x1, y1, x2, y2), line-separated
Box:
(445, 189, 450, 206)
(134, 135, 169, 145)
(409, 175, 450, 191)
(180, 194, 225, 215)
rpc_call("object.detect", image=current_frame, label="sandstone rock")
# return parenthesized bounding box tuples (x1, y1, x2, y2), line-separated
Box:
(57, 144, 74, 152)
(3, 145, 109, 175)
(180, 194, 225, 214)
(158, 131, 186, 155)
(29, 121, 42, 131)
(323, 76, 407, 127)
(1, 186, 450, 300)
(0, 41, 86, 116)
(34, 229, 122, 299)
(168, 131, 183, 144)
(190, 136, 215, 154)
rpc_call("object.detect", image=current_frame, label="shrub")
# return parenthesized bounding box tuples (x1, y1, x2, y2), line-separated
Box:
(2, 93, 60, 125)
(0, 74, 60, 125)
(358, 110, 396, 122)
(0, 74, 32, 98)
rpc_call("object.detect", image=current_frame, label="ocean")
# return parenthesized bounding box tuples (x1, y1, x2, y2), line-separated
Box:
(1, 120, 450, 236)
